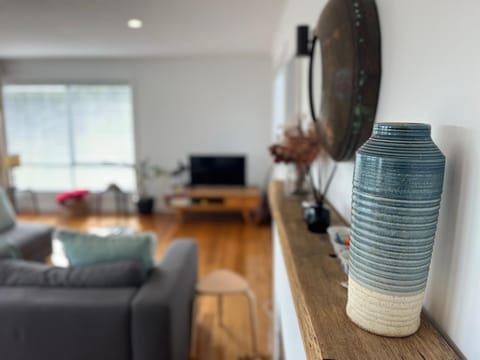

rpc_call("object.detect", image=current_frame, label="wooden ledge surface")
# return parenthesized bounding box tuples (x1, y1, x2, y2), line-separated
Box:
(268, 181, 459, 360)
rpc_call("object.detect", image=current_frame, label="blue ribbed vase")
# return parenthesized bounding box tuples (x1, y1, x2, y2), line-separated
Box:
(346, 123, 445, 337)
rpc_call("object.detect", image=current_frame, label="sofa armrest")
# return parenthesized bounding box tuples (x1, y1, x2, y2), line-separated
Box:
(131, 239, 198, 360)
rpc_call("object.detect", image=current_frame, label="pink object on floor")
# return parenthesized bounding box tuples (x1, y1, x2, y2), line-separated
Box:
(56, 189, 90, 205)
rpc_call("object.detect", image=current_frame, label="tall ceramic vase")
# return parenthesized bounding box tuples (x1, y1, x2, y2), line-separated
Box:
(346, 123, 445, 337)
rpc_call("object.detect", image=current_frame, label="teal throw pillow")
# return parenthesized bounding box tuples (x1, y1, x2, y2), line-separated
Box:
(54, 229, 157, 272)
(0, 188, 16, 232)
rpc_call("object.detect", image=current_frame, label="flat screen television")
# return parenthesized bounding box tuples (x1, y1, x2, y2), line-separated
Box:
(190, 155, 246, 186)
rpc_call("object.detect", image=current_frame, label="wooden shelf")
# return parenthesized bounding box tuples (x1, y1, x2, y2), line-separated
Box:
(268, 181, 459, 360)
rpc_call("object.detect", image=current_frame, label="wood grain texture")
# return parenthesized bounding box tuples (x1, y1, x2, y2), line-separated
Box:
(17, 212, 272, 360)
(170, 186, 261, 197)
(268, 181, 459, 360)
(164, 186, 261, 222)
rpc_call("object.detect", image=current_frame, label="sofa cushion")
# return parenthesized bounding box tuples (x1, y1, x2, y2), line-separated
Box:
(55, 228, 157, 271)
(0, 188, 16, 232)
(1, 223, 54, 261)
(0, 242, 17, 260)
(0, 259, 146, 287)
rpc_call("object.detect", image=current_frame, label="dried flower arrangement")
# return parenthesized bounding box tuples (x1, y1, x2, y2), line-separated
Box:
(269, 124, 321, 165)
(269, 116, 337, 204)
(269, 117, 322, 200)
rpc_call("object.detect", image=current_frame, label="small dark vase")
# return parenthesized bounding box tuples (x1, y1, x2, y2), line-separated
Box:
(136, 197, 155, 215)
(303, 202, 330, 233)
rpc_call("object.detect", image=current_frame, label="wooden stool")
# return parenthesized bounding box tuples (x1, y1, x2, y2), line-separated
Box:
(190, 269, 258, 357)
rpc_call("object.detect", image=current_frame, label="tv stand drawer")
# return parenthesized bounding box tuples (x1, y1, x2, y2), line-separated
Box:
(166, 186, 261, 223)
(225, 198, 244, 208)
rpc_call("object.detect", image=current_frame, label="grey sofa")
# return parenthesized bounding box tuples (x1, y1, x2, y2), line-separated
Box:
(0, 222, 53, 261)
(0, 239, 198, 360)
(0, 187, 53, 262)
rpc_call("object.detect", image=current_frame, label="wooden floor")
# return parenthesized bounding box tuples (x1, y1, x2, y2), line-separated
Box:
(17, 212, 273, 360)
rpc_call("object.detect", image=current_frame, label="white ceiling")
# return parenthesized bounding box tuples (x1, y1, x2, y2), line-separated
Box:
(0, 0, 285, 58)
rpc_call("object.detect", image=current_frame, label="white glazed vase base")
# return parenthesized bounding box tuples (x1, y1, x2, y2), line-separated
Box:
(346, 277, 423, 337)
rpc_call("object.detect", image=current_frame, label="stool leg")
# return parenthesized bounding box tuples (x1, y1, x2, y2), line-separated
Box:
(218, 294, 223, 327)
(245, 289, 258, 355)
(190, 296, 199, 358)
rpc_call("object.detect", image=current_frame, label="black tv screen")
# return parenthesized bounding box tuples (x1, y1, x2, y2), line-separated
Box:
(190, 155, 245, 186)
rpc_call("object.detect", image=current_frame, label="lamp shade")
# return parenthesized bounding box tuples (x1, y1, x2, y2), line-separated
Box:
(2, 154, 21, 169)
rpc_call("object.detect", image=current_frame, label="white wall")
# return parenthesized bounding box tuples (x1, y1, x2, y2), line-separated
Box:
(273, 0, 480, 358)
(1, 56, 272, 211)
(273, 0, 355, 221)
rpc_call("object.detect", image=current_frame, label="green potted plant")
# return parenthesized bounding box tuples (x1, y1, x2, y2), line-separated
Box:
(134, 159, 168, 215)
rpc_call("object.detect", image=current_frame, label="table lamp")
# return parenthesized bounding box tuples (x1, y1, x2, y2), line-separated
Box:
(3, 154, 21, 170)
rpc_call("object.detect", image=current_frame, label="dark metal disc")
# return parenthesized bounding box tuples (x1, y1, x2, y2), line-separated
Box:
(309, 0, 381, 161)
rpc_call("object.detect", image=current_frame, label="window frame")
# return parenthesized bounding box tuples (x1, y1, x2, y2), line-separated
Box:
(1, 81, 139, 192)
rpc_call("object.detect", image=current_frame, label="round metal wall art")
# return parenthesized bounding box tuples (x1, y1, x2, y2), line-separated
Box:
(309, 0, 381, 161)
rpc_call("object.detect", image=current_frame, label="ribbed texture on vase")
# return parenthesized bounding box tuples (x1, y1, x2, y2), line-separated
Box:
(372, 122, 431, 141)
(347, 277, 423, 337)
(346, 122, 445, 336)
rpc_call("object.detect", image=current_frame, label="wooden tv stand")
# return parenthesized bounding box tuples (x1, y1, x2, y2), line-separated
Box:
(165, 186, 261, 223)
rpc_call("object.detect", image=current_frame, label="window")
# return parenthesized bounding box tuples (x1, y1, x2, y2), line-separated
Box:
(2, 84, 135, 192)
